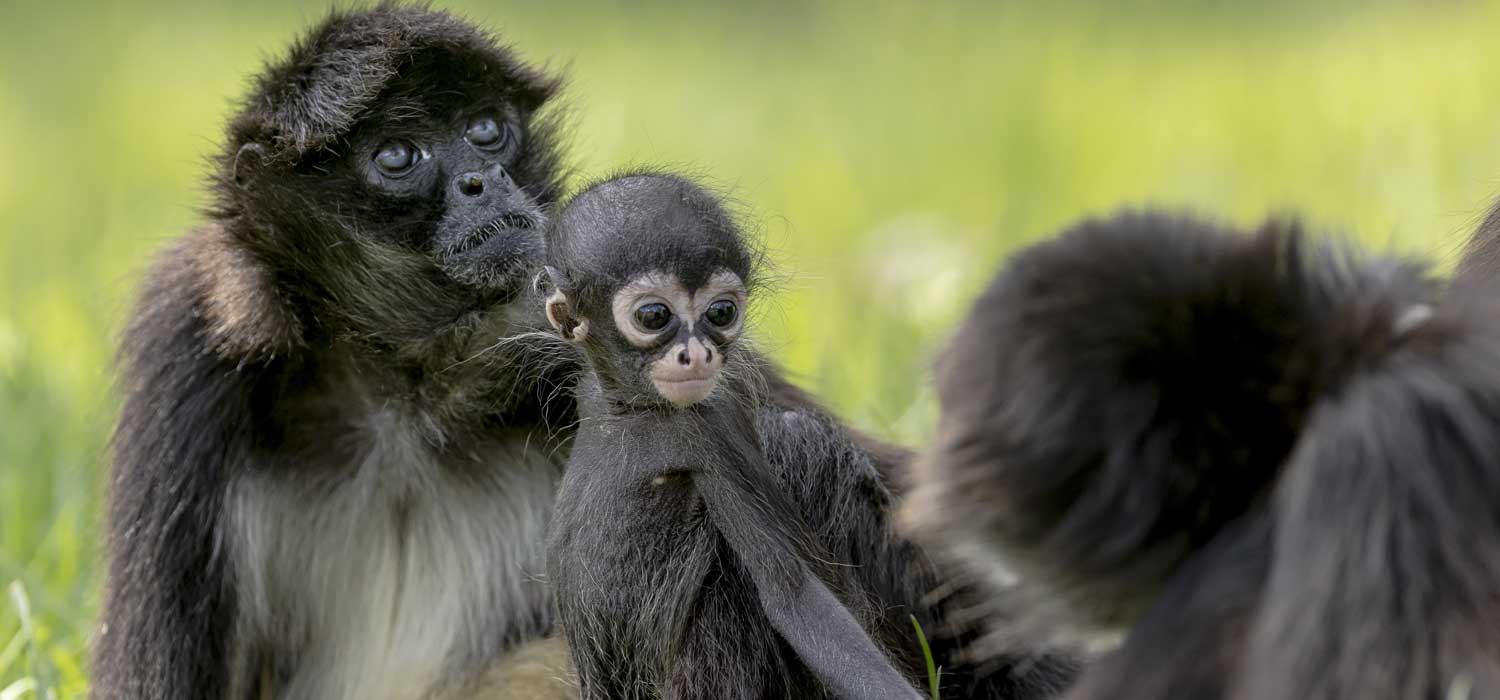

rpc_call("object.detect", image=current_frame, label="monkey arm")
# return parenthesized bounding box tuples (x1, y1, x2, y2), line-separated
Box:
(693, 410, 922, 700)
(94, 466, 239, 700)
(759, 392, 1080, 699)
(701, 479, 922, 700)
(759, 568, 926, 700)
(93, 249, 257, 700)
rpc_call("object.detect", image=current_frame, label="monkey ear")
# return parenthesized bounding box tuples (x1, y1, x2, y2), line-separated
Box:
(233, 143, 268, 186)
(544, 288, 587, 343)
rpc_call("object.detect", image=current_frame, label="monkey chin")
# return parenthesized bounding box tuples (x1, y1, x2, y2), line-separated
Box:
(652, 376, 718, 407)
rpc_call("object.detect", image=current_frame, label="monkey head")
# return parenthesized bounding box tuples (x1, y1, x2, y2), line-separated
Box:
(542, 173, 754, 409)
(209, 6, 564, 354)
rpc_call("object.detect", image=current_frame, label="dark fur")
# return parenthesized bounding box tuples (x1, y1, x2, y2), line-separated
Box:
(94, 6, 575, 699)
(555, 376, 923, 700)
(909, 212, 1500, 698)
(545, 173, 919, 700)
(96, 6, 1067, 698)
(1457, 197, 1500, 287)
(546, 174, 1076, 700)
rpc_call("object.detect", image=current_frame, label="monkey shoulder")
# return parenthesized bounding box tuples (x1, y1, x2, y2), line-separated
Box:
(116, 229, 285, 485)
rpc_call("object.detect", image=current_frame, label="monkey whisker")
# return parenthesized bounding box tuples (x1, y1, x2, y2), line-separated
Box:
(442, 214, 538, 258)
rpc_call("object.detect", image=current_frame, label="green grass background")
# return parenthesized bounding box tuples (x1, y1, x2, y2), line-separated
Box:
(3, 1, 1500, 695)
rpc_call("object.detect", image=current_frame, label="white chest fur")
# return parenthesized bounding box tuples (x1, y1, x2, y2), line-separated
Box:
(227, 412, 560, 700)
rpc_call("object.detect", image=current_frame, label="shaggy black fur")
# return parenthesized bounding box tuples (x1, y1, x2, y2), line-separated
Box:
(908, 212, 1500, 699)
(95, 6, 1072, 699)
(545, 173, 919, 700)
(94, 6, 573, 699)
(1458, 197, 1500, 287)
(545, 173, 1077, 700)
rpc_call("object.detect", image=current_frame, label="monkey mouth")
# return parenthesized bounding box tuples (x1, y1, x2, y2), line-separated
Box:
(445, 213, 538, 258)
(652, 375, 719, 407)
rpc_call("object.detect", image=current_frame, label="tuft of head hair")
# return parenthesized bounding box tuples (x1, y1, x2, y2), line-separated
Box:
(225, 3, 559, 162)
(907, 212, 1439, 632)
(544, 170, 763, 309)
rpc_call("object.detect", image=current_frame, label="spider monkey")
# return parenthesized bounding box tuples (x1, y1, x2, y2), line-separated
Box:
(542, 172, 925, 700)
(95, 7, 576, 699)
(908, 212, 1500, 699)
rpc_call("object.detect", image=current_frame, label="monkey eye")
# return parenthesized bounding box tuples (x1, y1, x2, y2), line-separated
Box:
(634, 303, 673, 332)
(465, 115, 507, 149)
(704, 299, 738, 328)
(373, 140, 421, 175)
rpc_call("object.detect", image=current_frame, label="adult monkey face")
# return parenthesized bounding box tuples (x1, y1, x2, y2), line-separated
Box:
(350, 53, 552, 288)
(225, 27, 564, 349)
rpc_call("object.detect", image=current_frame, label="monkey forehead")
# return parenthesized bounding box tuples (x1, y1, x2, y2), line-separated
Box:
(228, 5, 557, 159)
(614, 270, 746, 305)
(550, 173, 754, 290)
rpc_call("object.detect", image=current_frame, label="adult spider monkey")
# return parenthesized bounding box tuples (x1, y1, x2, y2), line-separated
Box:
(95, 6, 575, 699)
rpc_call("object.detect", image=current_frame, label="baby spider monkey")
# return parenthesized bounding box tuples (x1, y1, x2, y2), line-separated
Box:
(542, 172, 924, 700)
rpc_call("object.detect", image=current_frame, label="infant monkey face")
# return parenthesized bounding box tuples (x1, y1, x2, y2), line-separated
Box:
(612, 269, 746, 406)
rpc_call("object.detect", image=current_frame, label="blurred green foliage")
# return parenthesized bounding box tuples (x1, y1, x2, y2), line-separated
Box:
(3, 1, 1500, 695)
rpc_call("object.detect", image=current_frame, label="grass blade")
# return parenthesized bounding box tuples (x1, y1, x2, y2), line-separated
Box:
(909, 614, 941, 700)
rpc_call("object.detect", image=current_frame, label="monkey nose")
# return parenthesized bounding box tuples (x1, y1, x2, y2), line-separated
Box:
(652, 337, 722, 406)
(484, 163, 515, 186)
(456, 173, 485, 197)
(677, 338, 715, 369)
(677, 345, 714, 367)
